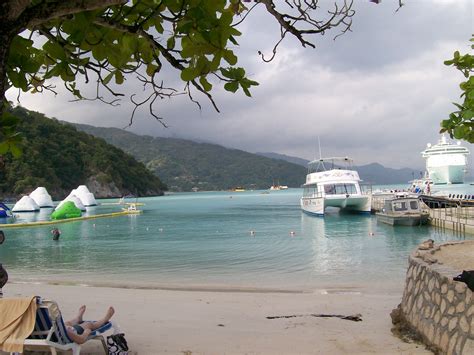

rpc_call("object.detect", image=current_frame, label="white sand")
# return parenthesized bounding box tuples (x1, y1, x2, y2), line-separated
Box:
(2, 281, 431, 355)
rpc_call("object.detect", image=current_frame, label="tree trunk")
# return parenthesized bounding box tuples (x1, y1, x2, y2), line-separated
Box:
(0, 31, 12, 118)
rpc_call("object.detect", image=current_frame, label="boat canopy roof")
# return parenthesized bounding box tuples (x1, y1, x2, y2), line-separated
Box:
(307, 157, 354, 173)
(308, 157, 352, 165)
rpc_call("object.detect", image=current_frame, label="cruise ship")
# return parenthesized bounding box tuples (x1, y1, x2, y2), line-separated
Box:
(421, 135, 470, 184)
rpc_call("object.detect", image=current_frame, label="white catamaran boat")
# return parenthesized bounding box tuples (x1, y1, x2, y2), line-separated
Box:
(300, 157, 372, 216)
(421, 135, 470, 185)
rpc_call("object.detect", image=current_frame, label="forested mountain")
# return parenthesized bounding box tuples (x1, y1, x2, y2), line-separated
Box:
(74, 124, 307, 191)
(257, 152, 421, 185)
(0, 107, 166, 199)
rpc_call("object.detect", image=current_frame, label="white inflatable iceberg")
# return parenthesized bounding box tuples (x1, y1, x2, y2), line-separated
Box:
(29, 187, 54, 208)
(56, 193, 86, 212)
(12, 196, 40, 212)
(73, 185, 97, 206)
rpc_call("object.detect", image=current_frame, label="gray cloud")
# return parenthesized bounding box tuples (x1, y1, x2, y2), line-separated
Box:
(6, 0, 473, 170)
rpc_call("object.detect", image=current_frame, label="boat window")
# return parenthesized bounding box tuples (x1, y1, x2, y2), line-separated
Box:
(409, 201, 419, 210)
(303, 186, 318, 197)
(393, 201, 408, 211)
(323, 184, 357, 195)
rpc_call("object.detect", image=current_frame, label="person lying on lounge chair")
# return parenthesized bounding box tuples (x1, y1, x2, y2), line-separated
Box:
(65, 305, 115, 344)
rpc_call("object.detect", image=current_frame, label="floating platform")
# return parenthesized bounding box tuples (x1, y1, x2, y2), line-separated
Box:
(0, 209, 142, 229)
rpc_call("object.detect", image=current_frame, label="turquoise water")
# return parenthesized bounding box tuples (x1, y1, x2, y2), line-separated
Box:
(0, 188, 472, 291)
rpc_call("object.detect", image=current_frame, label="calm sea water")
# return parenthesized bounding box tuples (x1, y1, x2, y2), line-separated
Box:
(1, 187, 473, 291)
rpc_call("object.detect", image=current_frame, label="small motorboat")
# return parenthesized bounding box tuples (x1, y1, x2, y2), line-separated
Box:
(376, 197, 429, 226)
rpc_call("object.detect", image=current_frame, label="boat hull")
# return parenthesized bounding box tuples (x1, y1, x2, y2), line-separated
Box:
(376, 212, 429, 226)
(427, 165, 466, 184)
(300, 195, 371, 216)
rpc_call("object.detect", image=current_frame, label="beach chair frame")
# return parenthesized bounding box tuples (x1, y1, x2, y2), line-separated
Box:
(21, 299, 114, 355)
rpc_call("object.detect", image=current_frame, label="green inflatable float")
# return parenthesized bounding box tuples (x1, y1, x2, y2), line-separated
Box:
(51, 201, 82, 220)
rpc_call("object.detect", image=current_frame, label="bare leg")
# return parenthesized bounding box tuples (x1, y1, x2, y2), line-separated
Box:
(66, 327, 91, 344)
(65, 305, 86, 326)
(81, 307, 115, 332)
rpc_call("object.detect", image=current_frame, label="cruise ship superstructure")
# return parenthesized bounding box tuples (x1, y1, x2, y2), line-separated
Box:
(421, 135, 470, 184)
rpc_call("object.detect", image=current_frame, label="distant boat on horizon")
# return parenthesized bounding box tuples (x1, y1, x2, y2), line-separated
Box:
(269, 180, 288, 190)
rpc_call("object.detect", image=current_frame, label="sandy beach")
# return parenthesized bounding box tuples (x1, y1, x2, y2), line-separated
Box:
(2, 281, 432, 355)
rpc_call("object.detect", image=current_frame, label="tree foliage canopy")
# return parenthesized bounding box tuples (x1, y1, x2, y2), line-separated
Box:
(0, 0, 356, 152)
(442, 36, 474, 143)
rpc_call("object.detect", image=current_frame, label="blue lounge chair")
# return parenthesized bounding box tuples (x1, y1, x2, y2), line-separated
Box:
(22, 298, 116, 355)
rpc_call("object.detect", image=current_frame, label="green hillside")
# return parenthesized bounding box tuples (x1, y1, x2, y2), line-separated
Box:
(74, 124, 307, 191)
(0, 107, 166, 199)
(257, 152, 421, 185)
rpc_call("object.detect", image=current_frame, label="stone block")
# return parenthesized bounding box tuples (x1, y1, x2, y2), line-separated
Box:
(434, 327, 441, 347)
(424, 306, 431, 319)
(440, 331, 450, 351)
(428, 323, 435, 340)
(442, 283, 448, 294)
(441, 299, 447, 314)
(465, 290, 472, 305)
(456, 336, 464, 355)
(449, 317, 458, 332)
(448, 306, 456, 316)
(448, 289, 455, 303)
(424, 291, 431, 303)
(441, 316, 449, 327)
(448, 332, 458, 355)
(415, 280, 421, 295)
(455, 282, 466, 294)
(468, 304, 474, 318)
(456, 301, 466, 314)
(460, 316, 469, 333)
(429, 278, 435, 293)
(434, 310, 441, 323)
(417, 296, 424, 310)
(463, 338, 474, 354)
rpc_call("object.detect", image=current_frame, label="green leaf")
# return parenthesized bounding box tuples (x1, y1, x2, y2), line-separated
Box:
(103, 71, 114, 85)
(43, 41, 67, 61)
(199, 76, 212, 91)
(167, 36, 175, 50)
(115, 71, 124, 85)
(181, 67, 198, 81)
(223, 50, 237, 65)
(146, 64, 158, 76)
(224, 81, 239, 93)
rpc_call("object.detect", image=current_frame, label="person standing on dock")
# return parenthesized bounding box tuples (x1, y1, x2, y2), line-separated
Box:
(51, 227, 61, 241)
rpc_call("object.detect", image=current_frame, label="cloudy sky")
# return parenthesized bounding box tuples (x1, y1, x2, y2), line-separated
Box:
(6, 0, 474, 169)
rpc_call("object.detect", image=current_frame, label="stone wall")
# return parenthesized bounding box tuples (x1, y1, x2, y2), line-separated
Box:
(394, 242, 474, 354)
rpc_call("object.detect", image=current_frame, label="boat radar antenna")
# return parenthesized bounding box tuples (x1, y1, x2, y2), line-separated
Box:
(315, 136, 327, 171)
(318, 136, 322, 160)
